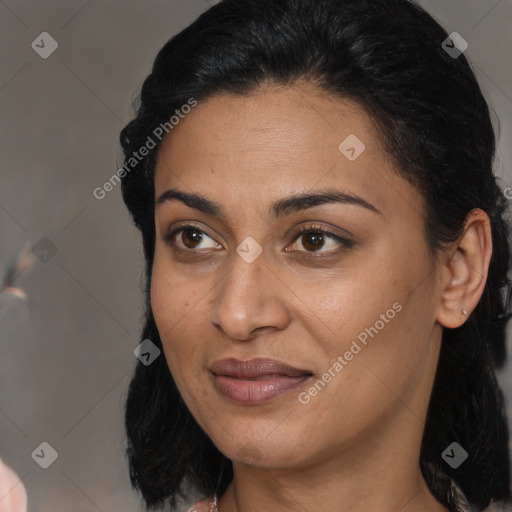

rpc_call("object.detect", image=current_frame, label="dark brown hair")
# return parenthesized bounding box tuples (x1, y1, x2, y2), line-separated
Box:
(119, 0, 512, 509)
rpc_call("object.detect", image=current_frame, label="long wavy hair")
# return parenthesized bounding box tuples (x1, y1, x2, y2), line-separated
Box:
(119, 0, 512, 510)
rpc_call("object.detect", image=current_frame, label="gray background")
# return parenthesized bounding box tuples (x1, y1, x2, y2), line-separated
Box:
(0, 1, 511, 511)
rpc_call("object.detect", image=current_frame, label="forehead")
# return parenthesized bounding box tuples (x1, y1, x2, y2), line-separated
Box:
(156, 83, 381, 169)
(154, 84, 424, 223)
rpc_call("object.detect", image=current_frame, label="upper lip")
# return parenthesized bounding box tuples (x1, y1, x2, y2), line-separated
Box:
(209, 357, 313, 379)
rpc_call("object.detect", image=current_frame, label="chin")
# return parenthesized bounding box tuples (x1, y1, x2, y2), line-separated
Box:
(207, 419, 310, 468)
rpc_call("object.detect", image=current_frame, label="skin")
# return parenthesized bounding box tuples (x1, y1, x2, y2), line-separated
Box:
(150, 82, 492, 512)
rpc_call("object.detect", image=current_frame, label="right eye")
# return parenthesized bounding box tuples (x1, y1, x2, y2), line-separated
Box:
(164, 224, 223, 252)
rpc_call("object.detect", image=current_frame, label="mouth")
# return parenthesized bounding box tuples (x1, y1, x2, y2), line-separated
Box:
(209, 357, 314, 404)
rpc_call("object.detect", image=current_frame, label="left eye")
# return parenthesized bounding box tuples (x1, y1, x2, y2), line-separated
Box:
(286, 227, 353, 254)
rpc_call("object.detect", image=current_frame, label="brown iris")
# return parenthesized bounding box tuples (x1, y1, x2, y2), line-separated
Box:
(300, 231, 325, 252)
(181, 228, 203, 249)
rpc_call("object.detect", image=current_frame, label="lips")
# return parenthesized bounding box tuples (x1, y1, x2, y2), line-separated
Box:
(209, 357, 313, 403)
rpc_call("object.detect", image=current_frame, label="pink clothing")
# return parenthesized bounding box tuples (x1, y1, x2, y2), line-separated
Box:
(0, 458, 27, 512)
(187, 497, 211, 512)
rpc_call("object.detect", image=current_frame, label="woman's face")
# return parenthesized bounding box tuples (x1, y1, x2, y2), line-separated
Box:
(151, 84, 444, 469)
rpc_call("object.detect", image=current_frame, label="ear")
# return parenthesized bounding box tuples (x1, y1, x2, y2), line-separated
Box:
(436, 208, 493, 328)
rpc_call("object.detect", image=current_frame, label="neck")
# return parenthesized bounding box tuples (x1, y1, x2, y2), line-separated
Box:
(217, 408, 450, 512)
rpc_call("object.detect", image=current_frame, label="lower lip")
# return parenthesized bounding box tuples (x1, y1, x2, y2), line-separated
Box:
(212, 374, 311, 404)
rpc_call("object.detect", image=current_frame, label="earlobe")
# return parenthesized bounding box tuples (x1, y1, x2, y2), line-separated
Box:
(436, 209, 493, 329)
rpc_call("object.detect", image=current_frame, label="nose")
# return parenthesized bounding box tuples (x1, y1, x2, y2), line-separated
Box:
(208, 249, 291, 341)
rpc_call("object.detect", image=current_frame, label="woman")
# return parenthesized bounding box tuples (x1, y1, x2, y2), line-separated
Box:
(119, 0, 512, 510)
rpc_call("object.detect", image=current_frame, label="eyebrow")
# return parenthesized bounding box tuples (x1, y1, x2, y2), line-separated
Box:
(155, 187, 382, 220)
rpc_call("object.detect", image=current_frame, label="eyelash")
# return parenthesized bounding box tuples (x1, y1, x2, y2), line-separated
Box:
(163, 223, 354, 260)
(288, 224, 354, 258)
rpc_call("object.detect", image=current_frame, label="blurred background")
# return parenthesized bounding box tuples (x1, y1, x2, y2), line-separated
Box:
(0, 0, 511, 510)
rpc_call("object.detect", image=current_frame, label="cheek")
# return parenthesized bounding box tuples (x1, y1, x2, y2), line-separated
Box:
(150, 273, 229, 442)
(150, 262, 202, 375)
(310, 249, 435, 404)
(150, 261, 226, 409)
(150, 250, 202, 334)
(297, 306, 432, 448)
(329, 288, 435, 422)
